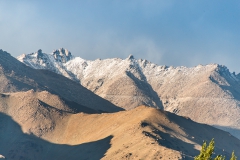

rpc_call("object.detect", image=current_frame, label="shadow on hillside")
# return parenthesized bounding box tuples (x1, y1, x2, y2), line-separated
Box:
(126, 71, 164, 109)
(210, 74, 240, 100)
(141, 119, 198, 160)
(37, 70, 125, 113)
(220, 85, 240, 100)
(38, 98, 98, 114)
(142, 129, 197, 160)
(0, 112, 112, 160)
(164, 111, 240, 158)
(212, 125, 240, 140)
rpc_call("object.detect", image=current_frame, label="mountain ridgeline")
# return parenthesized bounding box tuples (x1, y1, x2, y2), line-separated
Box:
(0, 49, 122, 113)
(0, 49, 239, 159)
(18, 48, 240, 140)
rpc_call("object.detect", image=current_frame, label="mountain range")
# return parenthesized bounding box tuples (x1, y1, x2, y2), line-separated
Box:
(18, 48, 240, 140)
(0, 48, 239, 159)
(0, 49, 122, 113)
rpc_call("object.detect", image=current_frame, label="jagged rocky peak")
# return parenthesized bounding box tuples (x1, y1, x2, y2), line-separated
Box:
(52, 48, 72, 63)
(213, 64, 232, 74)
(36, 49, 44, 58)
(127, 54, 134, 60)
(37, 49, 42, 54)
(216, 64, 229, 71)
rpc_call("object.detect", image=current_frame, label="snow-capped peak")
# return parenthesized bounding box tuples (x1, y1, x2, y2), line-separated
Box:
(17, 48, 78, 80)
(18, 49, 238, 84)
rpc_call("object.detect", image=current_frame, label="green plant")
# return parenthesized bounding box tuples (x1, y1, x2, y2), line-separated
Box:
(230, 151, 237, 160)
(194, 139, 237, 160)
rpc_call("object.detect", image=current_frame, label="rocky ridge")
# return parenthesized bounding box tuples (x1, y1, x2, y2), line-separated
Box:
(18, 49, 240, 140)
(0, 49, 122, 113)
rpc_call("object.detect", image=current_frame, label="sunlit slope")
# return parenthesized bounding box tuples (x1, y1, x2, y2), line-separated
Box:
(0, 96, 239, 160)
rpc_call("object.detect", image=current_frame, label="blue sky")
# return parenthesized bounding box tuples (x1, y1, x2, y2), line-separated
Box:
(1, 1, 240, 72)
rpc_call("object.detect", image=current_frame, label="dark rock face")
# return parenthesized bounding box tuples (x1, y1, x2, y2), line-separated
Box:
(36, 49, 44, 58)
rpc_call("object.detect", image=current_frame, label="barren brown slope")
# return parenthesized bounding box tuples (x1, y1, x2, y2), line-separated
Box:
(0, 90, 113, 160)
(0, 50, 122, 112)
(0, 90, 99, 137)
(0, 90, 112, 159)
(1, 97, 240, 160)
(57, 106, 240, 159)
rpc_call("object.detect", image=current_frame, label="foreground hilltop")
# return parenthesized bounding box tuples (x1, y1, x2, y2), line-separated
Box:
(18, 49, 240, 139)
(0, 91, 239, 159)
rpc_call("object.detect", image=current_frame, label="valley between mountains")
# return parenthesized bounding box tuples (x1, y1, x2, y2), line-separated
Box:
(0, 48, 239, 159)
